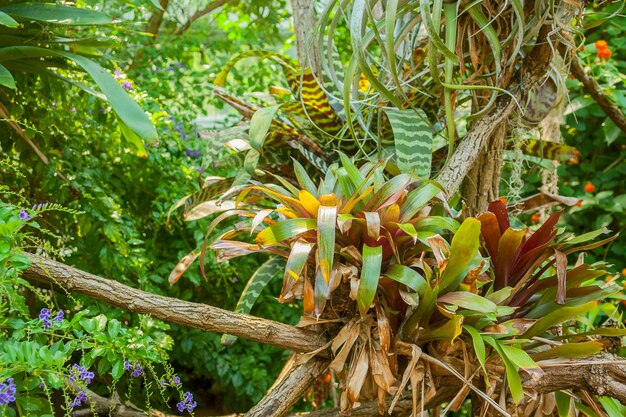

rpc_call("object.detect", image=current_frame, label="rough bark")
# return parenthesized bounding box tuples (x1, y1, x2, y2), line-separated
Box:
(245, 356, 330, 417)
(461, 121, 506, 215)
(173, 0, 234, 36)
(570, 53, 626, 134)
(527, 354, 626, 404)
(23, 254, 327, 354)
(292, 0, 321, 74)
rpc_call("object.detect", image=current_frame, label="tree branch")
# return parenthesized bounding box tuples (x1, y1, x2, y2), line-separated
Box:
(528, 354, 626, 404)
(570, 53, 626, 134)
(173, 0, 234, 35)
(245, 356, 330, 417)
(23, 254, 327, 354)
(145, 0, 170, 39)
(436, 25, 555, 194)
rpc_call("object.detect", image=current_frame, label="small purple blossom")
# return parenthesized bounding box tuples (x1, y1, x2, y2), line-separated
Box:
(160, 379, 167, 386)
(171, 376, 181, 385)
(39, 308, 52, 330)
(114, 69, 123, 80)
(87, 109, 93, 114)
(99, 108, 106, 114)
(0, 378, 16, 405)
(52, 102, 57, 109)
(69, 364, 94, 385)
(54, 311, 64, 322)
(121, 81, 132, 91)
(69, 390, 88, 408)
(19, 210, 30, 220)
(71, 106, 76, 113)
(124, 361, 132, 371)
(177, 391, 197, 413)
(132, 364, 142, 378)
(185, 149, 201, 158)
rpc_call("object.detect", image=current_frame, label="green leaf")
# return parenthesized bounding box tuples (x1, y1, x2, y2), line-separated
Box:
(531, 341, 604, 362)
(463, 325, 487, 381)
(439, 218, 482, 294)
(522, 301, 598, 339)
(221, 256, 286, 346)
(555, 391, 571, 417)
(385, 108, 433, 178)
(399, 182, 441, 222)
(249, 105, 280, 151)
(485, 337, 524, 404)
(357, 244, 382, 315)
(562, 227, 610, 245)
(256, 218, 316, 245)
(118, 117, 147, 157)
(317, 205, 337, 283)
(0, 3, 114, 25)
(292, 159, 318, 197)
(0, 11, 18, 28)
(438, 291, 497, 313)
(499, 344, 538, 369)
(111, 360, 124, 380)
(600, 397, 626, 417)
(0, 47, 157, 141)
(383, 264, 427, 295)
(0, 63, 15, 89)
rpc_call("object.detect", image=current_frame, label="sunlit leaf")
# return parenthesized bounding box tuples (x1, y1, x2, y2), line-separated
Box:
(317, 205, 337, 283)
(522, 301, 598, 339)
(383, 264, 427, 295)
(256, 218, 316, 246)
(439, 218, 482, 294)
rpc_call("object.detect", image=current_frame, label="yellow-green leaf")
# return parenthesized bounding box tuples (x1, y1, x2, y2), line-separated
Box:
(357, 244, 382, 315)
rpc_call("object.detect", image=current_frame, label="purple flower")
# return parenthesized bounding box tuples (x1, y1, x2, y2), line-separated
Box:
(171, 376, 181, 385)
(123, 361, 132, 371)
(71, 106, 76, 113)
(69, 390, 88, 408)
(132, 364, 142, 378)
(177, 391, 197, 413)
(70, 364, 94, 385)
(19, 210, 30, 220)
(87, 109, 93, 115)
(114, 69, 123, 80)
(39, 308, 52, 330)
(51, 102, 57, 109)
(54, 311, 64, 322)
(0, 378, 16, 405)
(233, 276, 239, 283)
(99, 108, 106, 114)
(160, 379, 167, 386)
(121, 81, 132, 91)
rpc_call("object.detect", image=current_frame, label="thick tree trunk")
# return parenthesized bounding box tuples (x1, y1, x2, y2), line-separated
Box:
(461, 121, 506, 215)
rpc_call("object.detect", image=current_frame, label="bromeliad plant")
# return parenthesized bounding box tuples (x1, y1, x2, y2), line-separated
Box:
(192, 157, 623, 415)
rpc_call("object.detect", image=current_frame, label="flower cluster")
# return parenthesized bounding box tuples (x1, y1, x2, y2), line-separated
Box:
(69, 390, 88, 408)
(39, 308, 64, 330)
(69, 364, 94, 385)
(185, 149, 201, 158)
(0, 378, 16, 405)
(176, 391, 197, 413)
(595, 40, 611, 59)
(19, 210, 30, 220)
(159, 376, 181, 387)
(124, 361, 142, 377)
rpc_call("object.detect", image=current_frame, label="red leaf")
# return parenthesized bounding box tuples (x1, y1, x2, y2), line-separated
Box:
(487, 200, 510, 234)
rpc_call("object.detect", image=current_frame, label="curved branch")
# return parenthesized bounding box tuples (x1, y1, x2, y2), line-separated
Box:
(23, 254, 327, 354)
(173, 0, 234, 35)
(570, 53, 626, 134)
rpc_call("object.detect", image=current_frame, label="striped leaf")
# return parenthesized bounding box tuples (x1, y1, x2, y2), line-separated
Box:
(183, 178, 235, 216)
(385, 108, 433, 178)
(513, 139, 579, 161)
(256, 218, 317, 246)
(221, 256, 286, 346)
(280, 241, 315, 302)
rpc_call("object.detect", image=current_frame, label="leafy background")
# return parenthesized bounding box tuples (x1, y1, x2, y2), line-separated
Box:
(0, 0, 624, 415)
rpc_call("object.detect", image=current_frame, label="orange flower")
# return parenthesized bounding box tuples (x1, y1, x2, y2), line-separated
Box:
(584, 183, 595, 193)
(622, 268, 626, 276)
(531, 214, 540, 223)
(569, 74, 575, 80)
(595, 40, 608, 49)
(498, 197, 507, 205)
(597, 48, 612, 59)
(575, 200, 583, 207)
